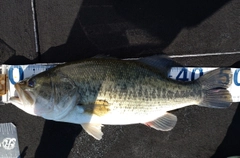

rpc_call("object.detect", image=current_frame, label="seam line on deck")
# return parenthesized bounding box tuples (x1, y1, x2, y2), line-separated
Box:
(169, 52, 240, 58)
(31, 0, 40, 61)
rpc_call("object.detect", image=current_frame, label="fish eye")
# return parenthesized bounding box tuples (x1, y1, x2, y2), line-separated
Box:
(28, 79, 35, 88)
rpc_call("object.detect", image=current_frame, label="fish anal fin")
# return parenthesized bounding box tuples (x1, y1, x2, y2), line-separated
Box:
(81, 123, 103, 140)
(83, 100, 110, 116)
(145, 112, 177, 131)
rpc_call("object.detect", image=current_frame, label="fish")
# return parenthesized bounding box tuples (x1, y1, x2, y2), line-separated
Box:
(9, 56, 233, 140)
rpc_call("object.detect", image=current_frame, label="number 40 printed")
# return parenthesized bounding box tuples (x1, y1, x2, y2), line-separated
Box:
(172, 68, 240, 86)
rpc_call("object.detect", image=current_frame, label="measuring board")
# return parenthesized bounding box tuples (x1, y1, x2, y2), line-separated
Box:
(0, 63, 239, 103)
(0, 123, 20, 158)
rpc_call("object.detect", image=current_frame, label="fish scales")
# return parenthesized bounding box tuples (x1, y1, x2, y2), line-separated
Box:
(49, 59, 202, 113)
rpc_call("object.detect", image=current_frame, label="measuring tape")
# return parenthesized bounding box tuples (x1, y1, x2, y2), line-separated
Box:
(0, 63, 239, 103)
(0, 123, 20, 158)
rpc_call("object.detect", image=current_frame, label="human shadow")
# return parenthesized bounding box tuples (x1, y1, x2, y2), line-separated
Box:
(5, 55, 39, 65)
(211, 61, 240, 158)
(0, 38, 40, 64)
(40, 0, 231, 62)
(0, 39, 19, 64)
(35, 120, 82, 158)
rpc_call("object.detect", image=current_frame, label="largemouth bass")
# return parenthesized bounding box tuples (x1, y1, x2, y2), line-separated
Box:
(9, 56, 232, 140)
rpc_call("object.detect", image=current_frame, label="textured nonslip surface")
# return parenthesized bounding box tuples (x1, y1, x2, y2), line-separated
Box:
(0, 0, 240, 157)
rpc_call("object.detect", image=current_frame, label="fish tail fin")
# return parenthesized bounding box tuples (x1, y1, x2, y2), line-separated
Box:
(199, 89, 232, 108)
(198, 68, 232, 108)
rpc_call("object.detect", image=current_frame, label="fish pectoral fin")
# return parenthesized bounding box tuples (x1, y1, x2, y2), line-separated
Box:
(144, 112, 177, 131)
(83, 100, 110, 116)
(81, 123, 104, 140)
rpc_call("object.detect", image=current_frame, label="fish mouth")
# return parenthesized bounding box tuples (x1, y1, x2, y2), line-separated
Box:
(14, 83, 34, 106)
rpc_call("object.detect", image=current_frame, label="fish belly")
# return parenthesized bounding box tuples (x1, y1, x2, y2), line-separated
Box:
(88, 99, 197, 125)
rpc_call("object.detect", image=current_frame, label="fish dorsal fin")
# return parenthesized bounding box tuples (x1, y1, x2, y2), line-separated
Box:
(138, 55, 181, 76)
(145, 112, 177, 131)
(81, 123, 104, 140)
(92, 54, 116, 59)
